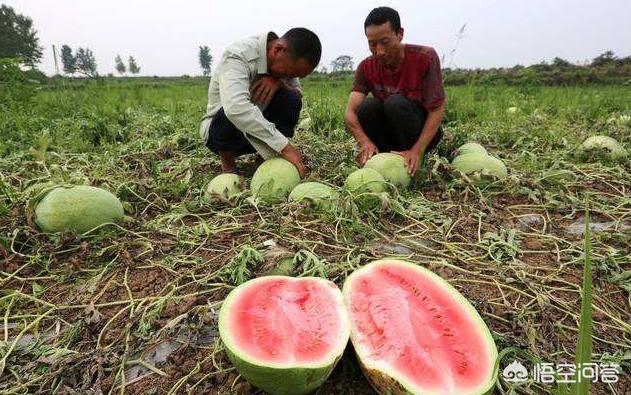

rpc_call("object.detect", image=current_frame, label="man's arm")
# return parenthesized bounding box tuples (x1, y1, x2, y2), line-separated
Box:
(413, 103, 444, 153)
(219, 57, 288, 153)
(344, 91, 378, 166)
(218, 56, 304, 175)
(392, 102, 445, 176)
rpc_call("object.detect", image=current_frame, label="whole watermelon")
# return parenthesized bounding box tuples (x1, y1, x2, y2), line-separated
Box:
(35, 185, 124, 234)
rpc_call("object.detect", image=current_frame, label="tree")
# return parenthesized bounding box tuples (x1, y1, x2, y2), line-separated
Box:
(0, 5, 43, 66)
(61, 44, 76, 75)
(115, 55, 126, 75)
(591, 50, 616, 67)
(551, 57, 573, 68)
(128, 56, 140, 74)
(330, 55, 354, 72)
(75, 48, 97, 77)
(198, 45, 212, 76)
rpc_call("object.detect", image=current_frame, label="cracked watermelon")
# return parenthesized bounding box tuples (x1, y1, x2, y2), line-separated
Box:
(218, 276, 350, 395)
(343, 259, 498, 395)
(205, 173, 242, 200)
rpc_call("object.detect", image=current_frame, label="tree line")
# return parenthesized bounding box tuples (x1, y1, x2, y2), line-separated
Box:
(442, 52, 631, 86)
(2, 3, 631, 85)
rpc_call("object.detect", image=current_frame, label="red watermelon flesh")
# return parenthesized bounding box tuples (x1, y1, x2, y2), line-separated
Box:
(344, 259, 498, 394)
(227, 276, 346, 365)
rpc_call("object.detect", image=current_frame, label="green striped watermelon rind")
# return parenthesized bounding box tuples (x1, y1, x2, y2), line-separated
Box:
(342, 259, 499, 395)
(218, 276, 351, 395)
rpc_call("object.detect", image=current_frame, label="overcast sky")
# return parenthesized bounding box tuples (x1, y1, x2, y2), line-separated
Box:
(4, 0, 631, 76)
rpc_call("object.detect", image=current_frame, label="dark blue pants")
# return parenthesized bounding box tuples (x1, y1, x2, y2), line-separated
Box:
(206, 89, 302, 156)
(357, 94, 443, 153)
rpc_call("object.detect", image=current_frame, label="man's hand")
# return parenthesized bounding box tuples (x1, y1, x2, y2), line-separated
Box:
(250, 76, 281, 104)
(280, 143, 306, 178)
(357, 138, 379, 166)
(392, 147, 424, 176)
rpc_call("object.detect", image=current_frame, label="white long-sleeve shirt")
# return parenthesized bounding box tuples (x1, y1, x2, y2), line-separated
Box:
(199, 32, 302, 159)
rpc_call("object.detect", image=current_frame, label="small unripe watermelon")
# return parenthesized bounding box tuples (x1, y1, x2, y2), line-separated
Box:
(452, 153, 508, 179)
(455, 142, 487, 156)
(344, 168, 386, 194)
(580, 135, 627, 160)
(289, 182, 338, 210)
(364, 152, 411, 189)
(251, 157, 300, 203)
(205, 173, 241, 200)
(34, 185, 124, 234)
(344, 168, 388, 209)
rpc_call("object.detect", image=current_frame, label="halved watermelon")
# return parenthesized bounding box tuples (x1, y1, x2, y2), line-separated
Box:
(343, 259, 498, 395)
(218, 276, 350, 395)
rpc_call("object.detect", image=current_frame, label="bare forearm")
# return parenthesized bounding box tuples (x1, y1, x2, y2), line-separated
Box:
(412, 106, 444, 152)
(344, 109, 369, 143)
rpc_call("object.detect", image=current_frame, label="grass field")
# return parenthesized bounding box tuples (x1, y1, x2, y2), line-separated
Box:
(1, 77, 630, 394)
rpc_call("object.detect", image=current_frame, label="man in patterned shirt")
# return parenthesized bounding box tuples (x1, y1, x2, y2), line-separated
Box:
(199, 29, 322, 176)
(344, 7, 446, 176)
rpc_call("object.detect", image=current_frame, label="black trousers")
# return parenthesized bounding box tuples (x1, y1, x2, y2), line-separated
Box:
(206, 88, 302, 156)
(356, 94, 443, 153)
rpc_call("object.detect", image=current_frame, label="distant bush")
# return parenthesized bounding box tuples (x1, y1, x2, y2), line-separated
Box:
(442, 52, 631, 86)
(0, 58, 41, 107)
(312, 51, 631, 86)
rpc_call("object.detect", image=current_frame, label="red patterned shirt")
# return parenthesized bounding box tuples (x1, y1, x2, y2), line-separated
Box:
(352, 44, 446, 110)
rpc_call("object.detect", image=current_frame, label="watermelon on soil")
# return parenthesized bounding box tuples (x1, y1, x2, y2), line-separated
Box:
(205, 173, 242, 200)
(364, 152, 412, 190)
(289, 182, 338, 210)
(34, 185, 124, 234)
(344, 168, 387, 194)
(579, 135, 627, 160)
(455, 143, 487, 157)
(251, 157, 301, 203)
(343, 259, 498, 395)
(452, 153, 508, 179)
(262, 257, 296, 276)
(219, 276, 350, 395)
(344, 168, 388, 209)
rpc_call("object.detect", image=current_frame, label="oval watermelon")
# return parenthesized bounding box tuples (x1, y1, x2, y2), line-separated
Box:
(364, 152, 411, 190)
(343, 259, 498, 395)
(452, 153, 508, 179)
(289, 182, 338, 210)
(205, 173, 242, 200)
(251, 157, 301, 203)
(219, 276, 350, 395)
(579, 135, 627, 160)
(34, 185, 124, 235)
(455, 142, 487, 157)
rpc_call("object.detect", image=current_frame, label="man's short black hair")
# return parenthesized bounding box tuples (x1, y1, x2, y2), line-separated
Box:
(364, 7, 401, 33)
(282, 28, 322, 69)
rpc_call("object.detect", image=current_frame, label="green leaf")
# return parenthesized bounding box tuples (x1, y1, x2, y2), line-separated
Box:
(570, 207, 593, 395)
